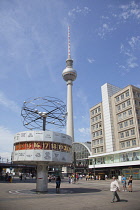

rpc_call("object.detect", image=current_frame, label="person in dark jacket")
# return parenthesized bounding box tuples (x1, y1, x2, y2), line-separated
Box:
(56, 176, 61, 193)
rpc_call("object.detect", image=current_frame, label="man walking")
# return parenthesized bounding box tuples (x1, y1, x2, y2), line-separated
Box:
(110, 176, 121, 203)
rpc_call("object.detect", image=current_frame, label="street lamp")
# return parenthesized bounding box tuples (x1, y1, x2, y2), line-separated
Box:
(93, 158, 96, 179)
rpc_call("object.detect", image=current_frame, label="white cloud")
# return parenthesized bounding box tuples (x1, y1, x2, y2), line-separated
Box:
(119, 1, 140, 20)
(0, 126, 14, 162)
(68, 6, 91, 18)
(0, 91, 20, 114)
(87, 58, 95, 64)
(97, 23, 116, 39)
(119, 37, 139, 72)
(128, 36, 140, 49)
(78, 127, 90, 136)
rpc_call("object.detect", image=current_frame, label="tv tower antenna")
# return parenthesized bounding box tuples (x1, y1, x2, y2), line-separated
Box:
(68, 25, 71, 59)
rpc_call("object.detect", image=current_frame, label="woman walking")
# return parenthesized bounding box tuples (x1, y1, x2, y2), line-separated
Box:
(128, 175, 133, 192)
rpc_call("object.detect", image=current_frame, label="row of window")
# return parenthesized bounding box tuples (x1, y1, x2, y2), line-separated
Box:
(117, 99, 131, 111)
(118, 109, 132, 120)
(91, 106, 101, 116)
(133, 91, 140, 98)
(90, 150, 139, 165)
(136, 109, 140, 115)
(93, 130, 103, 138)
(116, 90, 129, 102)
(93, 146, 103, 154)
(91, 114, 101, 123)
(92, 138, 103, 146)
(119, 118, 134, 129)
(120, 139, 136, 149)
(135, 100, 140, 106)
(92, 122, 102, 130)
(120, 129, 135, 138)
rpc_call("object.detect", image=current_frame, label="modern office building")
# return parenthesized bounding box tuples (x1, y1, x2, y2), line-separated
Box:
(89, 83, 140, 179)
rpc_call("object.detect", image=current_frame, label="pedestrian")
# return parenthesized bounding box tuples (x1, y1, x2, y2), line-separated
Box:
(56, 176, 61, 193)
(128, 175, 133, 192)
(110, 176, 121, 203)
(68, 176, 71, 184)
(121, 175, 127, 191)
(20, 173, 22, 181)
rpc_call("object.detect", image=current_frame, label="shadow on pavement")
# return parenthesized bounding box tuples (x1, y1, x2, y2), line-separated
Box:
(9, 188, 101, 195)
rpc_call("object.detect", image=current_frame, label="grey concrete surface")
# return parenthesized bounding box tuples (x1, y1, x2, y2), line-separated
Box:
(0, 178, 140, 210)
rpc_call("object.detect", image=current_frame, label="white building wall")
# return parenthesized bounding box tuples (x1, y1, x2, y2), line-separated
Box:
(101, 83, 122, 153)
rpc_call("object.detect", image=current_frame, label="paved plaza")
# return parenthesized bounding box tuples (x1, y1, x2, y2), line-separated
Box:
(0, 178, 140, 210)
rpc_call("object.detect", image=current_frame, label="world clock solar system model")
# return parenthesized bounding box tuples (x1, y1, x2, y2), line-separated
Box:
(12, 96, 72, 192)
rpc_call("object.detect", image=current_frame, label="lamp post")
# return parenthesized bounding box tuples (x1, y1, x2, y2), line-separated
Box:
(73, 151, 76, 183)
(93, 158, 96, 180)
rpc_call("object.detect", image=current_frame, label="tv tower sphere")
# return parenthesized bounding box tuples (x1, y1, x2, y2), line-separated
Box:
(62, 59, 77, 82)
(62, 26, 77, 142)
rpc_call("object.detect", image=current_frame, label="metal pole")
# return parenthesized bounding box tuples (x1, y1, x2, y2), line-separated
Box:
(43, 117, 46, 131)
(94, 159, 96, 180)
(74, 152, 76, 183)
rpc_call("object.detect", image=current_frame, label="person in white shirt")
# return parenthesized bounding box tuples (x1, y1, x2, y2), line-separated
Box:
(110, 176, 121, 203)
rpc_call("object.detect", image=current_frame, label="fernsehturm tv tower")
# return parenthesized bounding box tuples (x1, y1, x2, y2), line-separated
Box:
(62, 26, 77, 142)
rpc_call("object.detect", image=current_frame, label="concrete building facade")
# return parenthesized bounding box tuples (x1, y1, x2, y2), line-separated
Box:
(89, 83, 140, 179)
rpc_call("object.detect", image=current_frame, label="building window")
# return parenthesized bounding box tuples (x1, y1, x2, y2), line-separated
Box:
(100, 139, 103, 144)
(122, 103, 125, 108)
(126, 141, 130, 147)
(120, 132, 124, 138)
(118, 113, 122, 119)
(136, 109, 139, 115)
(123, 112, 126, 117)
(132, 139, 136, 146)
(93, 140, 96, 145)
(131, 129, 135, 135)
(129, 119, 133, 125)
(116, 96, 119, 102)
(118, 105, 121, 111)
(125, 130, 129, 137)
(128, 109, 132, 115)
(119, 123, 123, 129)
(92, 110, 94, 115)
(126, 91, 129, 97)
(124, 121, 128, 127)
(100, 130, 102, 135)
(133, 91, 136, 96)
(127, 100, 131, 106)
(121, 142, 125, 148)
(97, 139, 99, 144)
(97, 148, 100, 153)
(101, 147, 103, 152)
(93, 148, 96, 153)
(138, 119, 140, 124)
(121, 94, 124, 100)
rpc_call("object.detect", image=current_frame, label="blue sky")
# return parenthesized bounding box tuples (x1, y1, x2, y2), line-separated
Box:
(0, 0, 140, 161)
